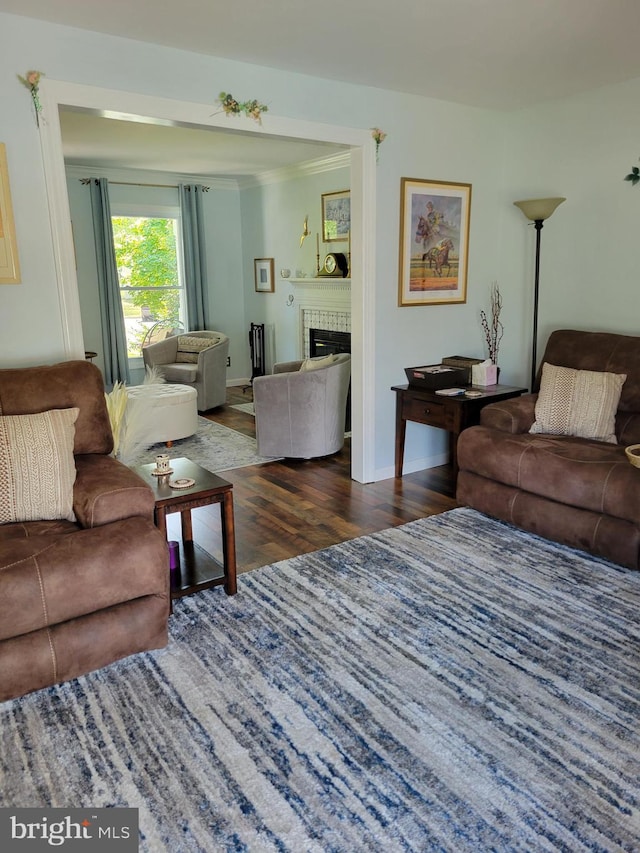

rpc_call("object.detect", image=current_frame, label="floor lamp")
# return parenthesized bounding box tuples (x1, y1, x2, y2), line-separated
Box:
(513, 197, 566, 391)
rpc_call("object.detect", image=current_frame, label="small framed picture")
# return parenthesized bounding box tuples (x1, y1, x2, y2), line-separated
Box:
(322, 189, 350, 242)
(398, 177, 471, 307)
(254, 258, 275, 292)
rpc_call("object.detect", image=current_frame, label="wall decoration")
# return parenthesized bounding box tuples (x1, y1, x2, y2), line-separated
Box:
(398, 177, 471, 307)
(371, 127, 387, 162)
(254, 258, 275, 292)
(322, 190, 350, 242)
(17, 70, 44, 126)
(0, 143, 21, 284)
(217, 92, 268, 124)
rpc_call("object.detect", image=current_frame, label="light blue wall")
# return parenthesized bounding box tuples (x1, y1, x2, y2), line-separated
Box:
(240, 163, 350, 365)
(2, 10, 639, 480)
(502, 77, 640, 355)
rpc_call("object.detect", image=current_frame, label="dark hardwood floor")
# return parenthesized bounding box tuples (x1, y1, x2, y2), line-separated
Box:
(167, 385, 459, 575)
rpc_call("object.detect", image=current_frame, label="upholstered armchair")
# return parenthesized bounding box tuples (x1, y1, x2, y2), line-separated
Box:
(457, 329, 640, 569)
(142, 330, 229, 411)
(0, 360, 170, 702)
(253, 353, 351, 459)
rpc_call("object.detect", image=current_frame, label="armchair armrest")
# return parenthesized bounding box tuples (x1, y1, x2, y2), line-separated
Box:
(73, 455, 156, 528)
(142, 335, 179, 368)
(480, 394, 537, 434)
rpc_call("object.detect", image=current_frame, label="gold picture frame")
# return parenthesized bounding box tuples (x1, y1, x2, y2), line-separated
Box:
(254, 257, 275, 292)
(398, 177, 471, 306)
(0, 143, 21, 284)
(321, 189, 350, 242)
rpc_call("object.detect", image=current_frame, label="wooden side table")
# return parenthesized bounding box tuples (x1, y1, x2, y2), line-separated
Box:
(134, 456, 237, 599)
(391, 383, 527, 478)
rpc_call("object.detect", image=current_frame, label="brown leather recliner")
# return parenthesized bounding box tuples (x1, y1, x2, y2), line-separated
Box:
(457, 329, 640, 568)
(0, 360, 170, 702)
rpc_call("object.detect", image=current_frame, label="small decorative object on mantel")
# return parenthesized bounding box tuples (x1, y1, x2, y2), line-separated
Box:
(318, 251, 349, 278)
(17, 69, 44, 126)
(217, 92, 268, 124)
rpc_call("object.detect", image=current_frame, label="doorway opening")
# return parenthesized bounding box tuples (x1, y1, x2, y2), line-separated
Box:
(37, 79, 376, 482)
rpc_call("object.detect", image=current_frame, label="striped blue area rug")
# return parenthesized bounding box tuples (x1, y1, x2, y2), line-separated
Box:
(2, 508, 640, 851)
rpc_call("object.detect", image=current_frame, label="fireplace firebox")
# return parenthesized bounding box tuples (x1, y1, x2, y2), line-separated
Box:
(309, 328, 351, 431)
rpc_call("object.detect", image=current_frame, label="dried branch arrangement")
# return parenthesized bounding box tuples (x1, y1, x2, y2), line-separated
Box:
(480, 282, 504, 365)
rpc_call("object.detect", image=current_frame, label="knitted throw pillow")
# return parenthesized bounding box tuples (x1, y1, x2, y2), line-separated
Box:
(530, 362, 626, 444)
(0, 408, 79, 523)
(175, 334, 219, 364)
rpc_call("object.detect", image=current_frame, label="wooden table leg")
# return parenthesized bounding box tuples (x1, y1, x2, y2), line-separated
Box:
(450, 429, 460, 480)
(155, 507, 167, 538)
(220, 491, 237, 596)
(181, 509, 193, 543)
(395, 395, 407, 478)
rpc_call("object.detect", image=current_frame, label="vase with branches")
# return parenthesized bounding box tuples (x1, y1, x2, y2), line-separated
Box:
(480, 282, 504, 365)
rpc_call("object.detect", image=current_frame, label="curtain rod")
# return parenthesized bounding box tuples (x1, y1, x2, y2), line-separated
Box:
(79, 178, 209, 191)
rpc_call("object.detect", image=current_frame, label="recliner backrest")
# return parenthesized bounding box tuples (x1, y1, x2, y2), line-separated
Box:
(0, 360, 113, 455)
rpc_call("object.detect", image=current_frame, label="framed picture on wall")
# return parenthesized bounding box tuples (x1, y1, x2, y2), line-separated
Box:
(322, 189, 350, 242)
(0, 143, 21, 284)
(398, 177, 471, 307)
(254, 257, 275, 292)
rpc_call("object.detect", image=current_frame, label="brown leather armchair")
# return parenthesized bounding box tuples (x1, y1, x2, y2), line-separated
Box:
(0, 360, 170, 702)
(457, 329, 640, 568)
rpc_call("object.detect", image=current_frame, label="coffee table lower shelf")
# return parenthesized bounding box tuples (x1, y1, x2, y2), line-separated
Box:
(133, 457, 237, 602)
(170, 540, 227, 599)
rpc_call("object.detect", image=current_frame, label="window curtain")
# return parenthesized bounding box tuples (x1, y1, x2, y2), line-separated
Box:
(88, 178, 130, 386)
(179, 183, 210, 331)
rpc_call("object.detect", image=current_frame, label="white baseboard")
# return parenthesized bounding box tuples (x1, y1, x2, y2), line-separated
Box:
(374, 451, 450, 483)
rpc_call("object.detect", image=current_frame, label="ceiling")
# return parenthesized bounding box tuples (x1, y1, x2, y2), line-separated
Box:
(59, 109, 347, 179)
(6, 0, 640, 176)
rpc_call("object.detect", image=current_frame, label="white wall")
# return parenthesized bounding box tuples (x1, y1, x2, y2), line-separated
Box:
(3, 11, 638, 482)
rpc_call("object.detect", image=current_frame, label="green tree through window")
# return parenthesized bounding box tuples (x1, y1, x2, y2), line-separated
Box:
(112, 216, 184, 357)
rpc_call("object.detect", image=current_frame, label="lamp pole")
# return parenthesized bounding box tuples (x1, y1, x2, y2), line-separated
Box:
(513, 197, 566, 393)
(531, 219, 544, 392)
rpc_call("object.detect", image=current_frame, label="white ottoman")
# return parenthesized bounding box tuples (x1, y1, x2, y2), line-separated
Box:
(125, 384, 198, 446)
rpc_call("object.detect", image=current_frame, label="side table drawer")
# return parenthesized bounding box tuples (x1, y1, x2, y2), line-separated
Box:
(402, 396, 446, 427)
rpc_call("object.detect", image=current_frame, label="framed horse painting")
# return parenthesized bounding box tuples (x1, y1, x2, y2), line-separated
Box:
(398, 177, 471, 306)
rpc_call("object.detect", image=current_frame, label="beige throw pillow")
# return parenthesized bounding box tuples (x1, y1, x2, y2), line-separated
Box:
(530, 362, 626, 444)
(175, 334, 219, 364)
(0, 408, 79, 523)
(299, 354, 337, 372)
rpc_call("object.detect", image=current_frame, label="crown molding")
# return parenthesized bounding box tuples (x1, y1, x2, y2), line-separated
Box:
(236, 152, 351, 189)
(64, 151, 350, 191)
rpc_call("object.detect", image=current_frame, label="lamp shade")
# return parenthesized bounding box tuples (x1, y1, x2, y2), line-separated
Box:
(513, 197, 566, 222)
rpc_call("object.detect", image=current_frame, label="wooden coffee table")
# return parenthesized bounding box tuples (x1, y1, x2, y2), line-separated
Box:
(134, 457, 237, 599)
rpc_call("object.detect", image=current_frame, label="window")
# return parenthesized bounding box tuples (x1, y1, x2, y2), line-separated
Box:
(111, 213, 185, 359)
